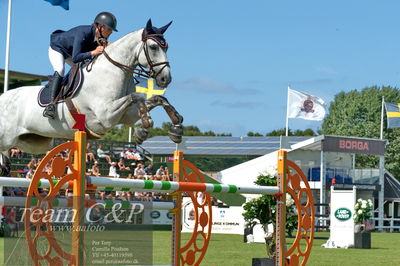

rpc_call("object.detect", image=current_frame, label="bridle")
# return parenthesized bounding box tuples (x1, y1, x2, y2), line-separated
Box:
(89, 30, 170, 79)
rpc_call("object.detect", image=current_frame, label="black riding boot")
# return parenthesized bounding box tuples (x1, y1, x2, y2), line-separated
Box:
(43, 71, 63, 119)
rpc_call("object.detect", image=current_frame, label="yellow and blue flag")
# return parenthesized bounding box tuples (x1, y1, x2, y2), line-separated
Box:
(385, 102, 400, 128)
(44, 0, 69, 10)
(135, 77, 166, 99)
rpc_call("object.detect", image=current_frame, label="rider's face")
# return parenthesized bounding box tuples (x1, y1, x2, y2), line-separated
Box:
(100, 26, 112, 39)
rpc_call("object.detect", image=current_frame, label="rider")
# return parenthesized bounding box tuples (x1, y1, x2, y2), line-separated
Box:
(43, 11, 118, 119)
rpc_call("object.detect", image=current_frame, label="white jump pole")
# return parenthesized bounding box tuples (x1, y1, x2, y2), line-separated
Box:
(0, 176, 280, 195)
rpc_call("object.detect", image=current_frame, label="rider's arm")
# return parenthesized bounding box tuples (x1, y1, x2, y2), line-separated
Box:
(71, 30, 96, 63)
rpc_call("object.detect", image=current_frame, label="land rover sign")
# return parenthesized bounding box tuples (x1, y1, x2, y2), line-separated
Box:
(334, 208, 352, 221)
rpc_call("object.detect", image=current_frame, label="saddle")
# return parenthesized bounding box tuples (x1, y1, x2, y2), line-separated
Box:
(37, 62, 84, 107)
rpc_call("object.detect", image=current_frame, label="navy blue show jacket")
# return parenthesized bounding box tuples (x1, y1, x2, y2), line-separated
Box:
(50, 25, 98, 64)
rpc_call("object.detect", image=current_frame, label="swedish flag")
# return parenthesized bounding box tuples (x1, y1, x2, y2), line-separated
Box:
(385, 102, 400, 128)
(135, 77, 166, 99)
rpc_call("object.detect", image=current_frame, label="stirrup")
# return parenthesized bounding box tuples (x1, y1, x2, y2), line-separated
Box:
(43, 104, 56, 119)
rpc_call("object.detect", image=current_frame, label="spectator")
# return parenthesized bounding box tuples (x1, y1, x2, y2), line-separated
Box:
(26, 168, 35, 179)
(91, 161, 101, 176)
(144, 164, 153, 179)
(109, 162, 119, 178)
(119, 150, 126, 159)
(134, 163, 146, 179)
(125, 148, 135, 159)
(44, 161, 52, 175)
(164, 166, 171, 181)
(97, 144, 111, 164)
(155, 166, 168, 180)
(27, 158, 37, 171)
(86, 143, 95, 163)
(6, 207, 18, 237)
(26, 158, 37, 179)
(133, 149, 143, 161)
(10, 148, 22, 158)
(117, 158, 130, 171)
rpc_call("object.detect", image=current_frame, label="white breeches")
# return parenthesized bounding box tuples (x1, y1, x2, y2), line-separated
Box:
(48, 47, 73, 77)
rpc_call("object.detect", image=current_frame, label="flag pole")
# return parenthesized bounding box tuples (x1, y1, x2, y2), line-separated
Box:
(3, 0, 13, 93)
(285, 86, 290, 136)
(380, 96, 385, 140)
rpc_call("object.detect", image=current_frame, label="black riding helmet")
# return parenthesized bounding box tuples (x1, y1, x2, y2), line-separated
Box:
(94, 12, 118, 32)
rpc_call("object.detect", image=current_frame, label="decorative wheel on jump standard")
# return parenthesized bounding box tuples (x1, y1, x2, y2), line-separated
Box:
(24, 141, 78, 266)
(178, 159, 213, 266)
(285, 160, 315, 266)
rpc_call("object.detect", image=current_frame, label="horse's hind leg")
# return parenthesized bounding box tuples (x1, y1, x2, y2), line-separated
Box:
(145, 95, 184, 143)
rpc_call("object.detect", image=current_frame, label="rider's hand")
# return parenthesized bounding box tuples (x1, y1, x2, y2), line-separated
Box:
(91, 46, 104, 56)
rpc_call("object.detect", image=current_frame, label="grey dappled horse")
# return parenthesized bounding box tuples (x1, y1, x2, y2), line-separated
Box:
(0, 19, 183, 175)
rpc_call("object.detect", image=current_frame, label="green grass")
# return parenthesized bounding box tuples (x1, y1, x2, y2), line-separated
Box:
(1, 231, 400, 265)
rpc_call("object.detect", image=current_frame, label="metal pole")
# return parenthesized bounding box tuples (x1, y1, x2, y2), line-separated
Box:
(285, 86, 290, 136)
(4, 0, 13, 93)
(128, 127, 132, 142)
(320, 150, 326, 226)
(380, 96, 385, 140)
(378, 156, 385, 231)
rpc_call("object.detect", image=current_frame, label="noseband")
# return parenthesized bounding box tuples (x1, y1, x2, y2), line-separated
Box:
(95, 32, 169, 79)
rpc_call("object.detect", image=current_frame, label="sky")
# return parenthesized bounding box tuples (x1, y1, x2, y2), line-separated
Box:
(1, 0, 400, 137)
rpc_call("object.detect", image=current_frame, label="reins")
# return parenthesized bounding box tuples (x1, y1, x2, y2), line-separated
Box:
(86, 33, 169, 79)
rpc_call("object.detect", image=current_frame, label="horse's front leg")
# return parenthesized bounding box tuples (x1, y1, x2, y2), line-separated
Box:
(113, 93, 155, 144)
(145, 95, 184, 143)
(103, 94, 152, 128)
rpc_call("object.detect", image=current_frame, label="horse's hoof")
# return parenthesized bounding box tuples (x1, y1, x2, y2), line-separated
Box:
(135, 127, 149, 144)
(168, 134, 182, 144)
(168, 124, 183, 144)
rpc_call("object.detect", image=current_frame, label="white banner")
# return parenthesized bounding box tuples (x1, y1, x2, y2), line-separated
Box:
(327, 186, 356, 248)
(181, 197, 244, 234)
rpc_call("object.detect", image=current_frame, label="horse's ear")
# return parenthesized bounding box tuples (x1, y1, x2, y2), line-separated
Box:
(146, 19, 153, 32)
(159, 21, 173, 34)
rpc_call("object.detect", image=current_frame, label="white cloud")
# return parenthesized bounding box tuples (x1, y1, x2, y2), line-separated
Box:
(315, 66, 338, 75)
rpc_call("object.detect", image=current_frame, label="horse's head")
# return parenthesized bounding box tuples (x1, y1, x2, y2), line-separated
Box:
(138, 19, 172, 88)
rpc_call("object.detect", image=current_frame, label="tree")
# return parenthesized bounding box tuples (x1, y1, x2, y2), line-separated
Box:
(321, 86, 400, 177)
(247, 131, 263, 136)
(102, 122, 231, 142)
(265, 128, 317, 136)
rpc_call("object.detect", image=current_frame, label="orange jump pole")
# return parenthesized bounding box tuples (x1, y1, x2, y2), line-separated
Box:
(276, 150, 287, 266)
(172, 150, 183, 266)
(72, 131, 87, 266)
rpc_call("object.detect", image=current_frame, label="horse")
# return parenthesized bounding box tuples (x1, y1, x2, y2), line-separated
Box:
(0, 19, 183, 175)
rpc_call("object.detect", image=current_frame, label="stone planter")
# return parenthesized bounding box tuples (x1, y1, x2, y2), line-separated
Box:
(354, 231, 371, 249)
(252, 258, 274, 266)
